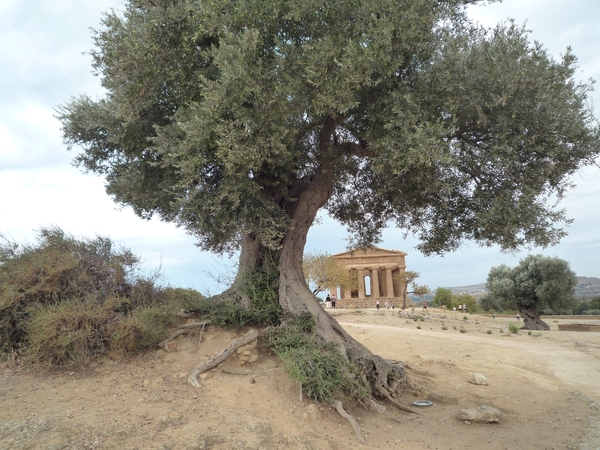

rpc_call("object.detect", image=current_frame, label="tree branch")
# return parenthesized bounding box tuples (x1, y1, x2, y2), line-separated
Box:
(319, 117, 337, 154)
(188, 329, 259, 387)
(158, 321, 210, 352)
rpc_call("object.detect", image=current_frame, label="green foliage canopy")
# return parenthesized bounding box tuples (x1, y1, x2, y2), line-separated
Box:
(452, 293, 478, 313)
(433, 287, 453, 308)
(481, 255, 577, 315)
(59, 0, 600, 259)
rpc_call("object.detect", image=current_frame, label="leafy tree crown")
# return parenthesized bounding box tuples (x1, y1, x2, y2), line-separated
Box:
(482, 254, 577, 313)
(59, 0, 600, 255)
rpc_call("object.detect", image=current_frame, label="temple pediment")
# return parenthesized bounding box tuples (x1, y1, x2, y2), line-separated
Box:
(332, 247, 407, 259)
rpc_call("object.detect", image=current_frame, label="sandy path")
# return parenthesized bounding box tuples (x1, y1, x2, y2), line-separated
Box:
(1, 309, 599, 449)
(341, 319, 600, 398)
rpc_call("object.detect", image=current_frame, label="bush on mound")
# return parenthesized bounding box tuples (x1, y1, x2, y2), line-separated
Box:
(0, 226, 199, 368)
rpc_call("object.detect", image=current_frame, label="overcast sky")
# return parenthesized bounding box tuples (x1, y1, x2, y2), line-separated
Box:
(1, 0, 599, 295)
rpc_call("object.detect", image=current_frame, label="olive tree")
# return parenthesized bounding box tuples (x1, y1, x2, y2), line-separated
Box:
(433, 287, 453, 309)
(481, 255, 577, 330)
(58, 0, 600, 403)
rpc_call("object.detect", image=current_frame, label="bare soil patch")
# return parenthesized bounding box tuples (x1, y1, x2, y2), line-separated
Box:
(1, 309, 599, 449)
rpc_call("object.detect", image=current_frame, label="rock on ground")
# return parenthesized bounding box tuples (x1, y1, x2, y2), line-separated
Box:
(457, 405, 503, 423)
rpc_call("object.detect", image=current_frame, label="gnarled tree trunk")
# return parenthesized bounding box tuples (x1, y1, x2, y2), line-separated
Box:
(520, 308, 550, 331)
(271, 173, 407, 402)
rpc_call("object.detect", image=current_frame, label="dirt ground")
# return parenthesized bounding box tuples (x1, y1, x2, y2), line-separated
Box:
(1, 308, 599, 450)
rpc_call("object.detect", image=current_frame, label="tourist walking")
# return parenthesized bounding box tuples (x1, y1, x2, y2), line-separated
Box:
(376, 300, 380, 310)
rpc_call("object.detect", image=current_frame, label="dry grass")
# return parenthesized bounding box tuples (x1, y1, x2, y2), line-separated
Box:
(0, 227, 192, 368)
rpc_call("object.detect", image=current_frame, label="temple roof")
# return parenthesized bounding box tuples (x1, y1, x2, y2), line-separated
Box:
(332, 247, 407, 258)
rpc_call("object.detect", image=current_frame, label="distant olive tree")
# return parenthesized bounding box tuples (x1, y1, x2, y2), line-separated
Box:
(481, 255, 577, 330)
(433, 287, 453, 309)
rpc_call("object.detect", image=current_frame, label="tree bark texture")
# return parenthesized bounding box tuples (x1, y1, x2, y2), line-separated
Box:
(272, 174, 407, 401)
(520, 308, 550, 331)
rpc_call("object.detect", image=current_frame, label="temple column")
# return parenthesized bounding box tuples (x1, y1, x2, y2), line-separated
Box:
(371, 268, 380, 299)
(386, 266, 395, 298)
(357, 269, 367, 299)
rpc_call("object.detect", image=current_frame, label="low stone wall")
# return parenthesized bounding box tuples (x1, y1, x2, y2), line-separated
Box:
(558, 323, 600, 332)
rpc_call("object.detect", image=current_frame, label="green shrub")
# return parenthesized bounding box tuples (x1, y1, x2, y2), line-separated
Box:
(265, 314, 367, 402)
(441, 325, 448, 330)
(133, 305, 178, 348)
(416, 325, 422, 329)
(486, 330, 493, 334)
(508, 323, 520, 334)
(459, 327, 467, 333)
(165, 287, 206, 310)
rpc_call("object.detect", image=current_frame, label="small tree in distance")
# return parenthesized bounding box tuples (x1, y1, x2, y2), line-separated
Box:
(452, 293, 478, 313)
(396, 271, 430, 310)
(303, 252, 356, 297)
(433, 287, 453, 309)
(481, 255, 577, 330)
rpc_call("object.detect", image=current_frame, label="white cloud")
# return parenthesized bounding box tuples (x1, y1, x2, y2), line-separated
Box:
(0, 102, 66, 168)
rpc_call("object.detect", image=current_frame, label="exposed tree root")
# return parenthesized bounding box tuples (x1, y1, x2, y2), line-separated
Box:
(188, 329, 259, 387)
(331, 400, 365, 444)
(158, 321, 210, 352)
(368, 397, 387, 413)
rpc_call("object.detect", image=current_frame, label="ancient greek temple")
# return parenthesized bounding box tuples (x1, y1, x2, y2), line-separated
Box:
(328, 247, 408, 308)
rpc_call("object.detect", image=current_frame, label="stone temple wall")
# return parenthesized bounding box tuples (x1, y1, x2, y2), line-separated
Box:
(327, 247, 415, 309)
